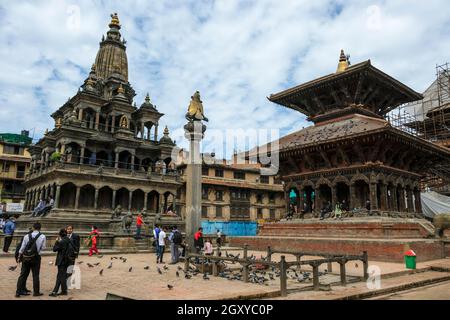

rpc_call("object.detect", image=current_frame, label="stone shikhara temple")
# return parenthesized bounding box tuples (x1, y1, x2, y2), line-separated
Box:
(19, 14, 182, 243)
(268, 50, 450, 218)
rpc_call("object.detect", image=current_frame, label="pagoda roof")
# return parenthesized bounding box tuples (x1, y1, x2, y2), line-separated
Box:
(268, 60, 423, 121)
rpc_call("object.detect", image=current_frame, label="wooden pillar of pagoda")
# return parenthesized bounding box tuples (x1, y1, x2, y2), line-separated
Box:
(380, 183, 388, 211)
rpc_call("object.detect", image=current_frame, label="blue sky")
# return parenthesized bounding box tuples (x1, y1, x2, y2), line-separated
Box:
(0, 0, 449, 157)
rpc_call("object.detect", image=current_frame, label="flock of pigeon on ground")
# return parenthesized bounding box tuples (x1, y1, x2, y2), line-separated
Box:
(8, 251, 336, 291)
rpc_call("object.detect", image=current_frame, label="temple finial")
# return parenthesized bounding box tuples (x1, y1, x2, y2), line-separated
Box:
(337, 49, 349, 73)
(145, 93, 151, 103)
(164, 125, 169, 135)
(109, 13, 120, 28)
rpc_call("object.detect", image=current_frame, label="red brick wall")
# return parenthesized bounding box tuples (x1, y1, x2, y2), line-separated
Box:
(229, 236, 445, 262)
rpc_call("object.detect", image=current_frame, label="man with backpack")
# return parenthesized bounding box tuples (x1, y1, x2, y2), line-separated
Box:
(49, 228, 72, 297)
(16, 222, 46, 298)
(169, 226, 182, 264)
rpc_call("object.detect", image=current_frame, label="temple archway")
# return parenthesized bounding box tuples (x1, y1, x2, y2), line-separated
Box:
(335, 182, 350, 210)
(115, 187, 130, 209)
(118, 151, 132, 169)
(98, 186, 113, 209)
(354, 180, 369, 209)
(60, 182, 76, 208)
(148, 190, 159, 212)
(79, 184, 95, 209)
(131, 189, 145, 211)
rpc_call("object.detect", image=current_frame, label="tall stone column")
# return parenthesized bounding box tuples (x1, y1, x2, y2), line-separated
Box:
(154, 124, 159, 141)
(75, 186, 81, 209)
(349, 184, 355, 211)
(392, 186, 398, 211)
(398, 186, 405, 212)
(298, 188, 304, 214)
(141, 123, 145, 139)
(131, 154, 135, 171)
(314, 187, 321, 216)
(159, 193, 165, 213)
(78, 108, 83, 121)
(414, 189, 422, 214)
(184, 120, 206, 248)
(94, 188, 99, 210)
(54, 185, 61, 209)
(331, 185, 337, 209)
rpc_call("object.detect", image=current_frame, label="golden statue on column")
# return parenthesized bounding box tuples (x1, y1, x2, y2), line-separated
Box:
(185, 91, 208, 122)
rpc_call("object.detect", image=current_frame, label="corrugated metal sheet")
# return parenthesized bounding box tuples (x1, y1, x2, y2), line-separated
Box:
(201, 220, 258, 236)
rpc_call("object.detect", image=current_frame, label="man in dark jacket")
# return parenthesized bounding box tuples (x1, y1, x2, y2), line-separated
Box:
(66, 225, 80, 258)
(49, 228, 71, 297)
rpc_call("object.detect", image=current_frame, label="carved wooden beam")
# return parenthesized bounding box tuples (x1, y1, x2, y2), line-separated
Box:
(354, 73, 365, 104)
(313, 96, 326, 113)
(304, 154, 316, 171)
(330, 89, 343, 107)
(319, 149, 332, 168)
(287, 154, 302, 173)
(337, 147, 350, 166)
(368, 139, 382, 162)
(352, 143, 366, 163)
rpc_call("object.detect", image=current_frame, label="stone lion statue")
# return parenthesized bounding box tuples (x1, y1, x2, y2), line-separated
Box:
(111, 205, 122, 219)
(122, 212, 133, 234)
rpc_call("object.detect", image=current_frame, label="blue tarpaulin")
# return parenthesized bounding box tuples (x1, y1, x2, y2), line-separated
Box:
(201, 221, 258, 237)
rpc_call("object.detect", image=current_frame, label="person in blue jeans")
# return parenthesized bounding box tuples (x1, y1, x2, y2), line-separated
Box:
(3, 215, 16, 253)
(157, 226, 167, 264)
(153, 224, 160, 260)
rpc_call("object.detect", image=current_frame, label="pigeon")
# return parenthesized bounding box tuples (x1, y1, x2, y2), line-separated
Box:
(167, 284, 173, 290)
(49, 261, 53, 265)
(108, 263, 113, 269)
(98, 255, 103, 258)
(128, 267, 133, 272)
(203, 273, 210, 280)
(185, 274, 192, 279)
(177, 266, 182, 271)
(157, 267, 162, 275)
(163, 265, 169, 270)
(8, 265, 17, 271)
(99, 269, 103, 276)
(77, 261, 83, 264)
(144, 266, 150, 270)
(94, 262, 100, 266)
(355, 263, 359, 268)
(225, 251, 230, 258)
(176, 271, 180, 277)
(87, 263, 94, 268)
(122, 258, 127, 263)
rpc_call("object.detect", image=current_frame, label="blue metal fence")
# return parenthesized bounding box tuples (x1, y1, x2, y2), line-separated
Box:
(201, 220, 258, 237)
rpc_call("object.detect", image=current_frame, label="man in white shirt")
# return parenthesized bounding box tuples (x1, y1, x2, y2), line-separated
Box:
(157, 226, 167, 264)
(16, 222, 46, 298)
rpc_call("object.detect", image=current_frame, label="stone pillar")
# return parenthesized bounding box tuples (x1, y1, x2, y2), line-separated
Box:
(392, 186, 398, 211)
(112, 190, 117, 209)
(94, 188, 99, 210)
(154, 124, 159, 141)
(75, 186, 81, 209)
(314, 187, 320, 216)
(128, 191, 133, 211)
(406, 188, 414, 213)
(111, 115, 116, 133)
(141, 123, 145, 139)
(79, 147, 85, 165)
(398, 186, 405, 212)
(131, 154, 135, 171)
(298, 189, 304, 214)
(144, 192, 148, 211)
(54, 185, 61, 209)
(331, 185, 337, 209)
(184, 120, 206, 248)
(105, 116, 109, 132)
(159, 193, 165, 213)
(78, 108, 83, 121)
(95, 112, 100, 130)
(349, 184, 356, 211)
(114, 152, 119, 169)
(414, 189, 422, 213)
(380, 183, 388, 211)
(369, 182, 378, 211)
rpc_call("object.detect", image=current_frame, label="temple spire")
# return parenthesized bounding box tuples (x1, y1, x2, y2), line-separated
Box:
(337, 49, 349, 73)
(109, 13, 121, 29)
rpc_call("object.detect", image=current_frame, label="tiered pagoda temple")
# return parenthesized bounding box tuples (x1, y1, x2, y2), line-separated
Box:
(20, 14, 182, 239)
(267, 51, 450, 218)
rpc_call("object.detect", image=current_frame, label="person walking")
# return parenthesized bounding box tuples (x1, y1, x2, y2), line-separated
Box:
(16, 222, 46, 298)
(3, 215, 16, 253)
(169, 226, 182, 264)
(87, 226, 100, 257)
(157, 226, 167, 264)
(49, 228, 71, 297)
(194, 227, 204, 263)
(203, 239, 213, 256)
(135, 213, 144, 240)
(216, 229, 222, 247)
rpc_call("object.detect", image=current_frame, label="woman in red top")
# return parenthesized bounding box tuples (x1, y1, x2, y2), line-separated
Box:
(88, 226, 100, 256)
(135, 213, 144, 239)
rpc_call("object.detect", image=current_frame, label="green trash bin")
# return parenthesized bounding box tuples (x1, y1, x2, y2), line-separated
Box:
(404, 249, 416, 269)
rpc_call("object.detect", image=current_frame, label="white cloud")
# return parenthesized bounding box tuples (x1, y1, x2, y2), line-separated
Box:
(0, 0, 449, 155)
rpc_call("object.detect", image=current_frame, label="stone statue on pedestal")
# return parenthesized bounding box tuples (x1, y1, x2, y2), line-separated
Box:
(122, 212, 133, 234)
(111, 205, 122, 219)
